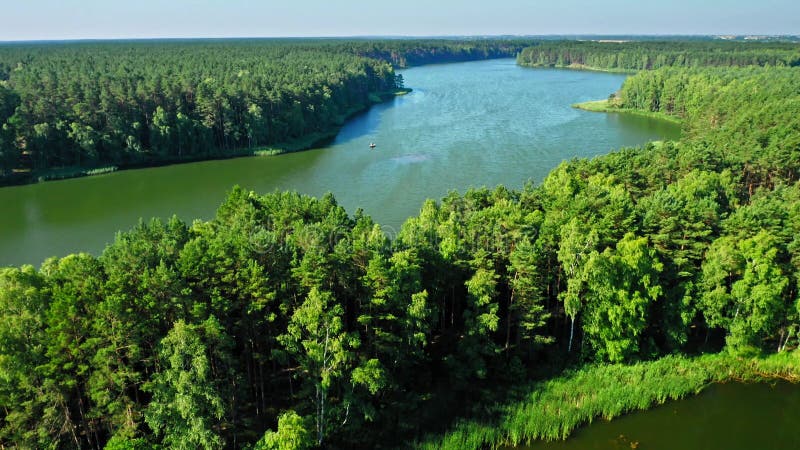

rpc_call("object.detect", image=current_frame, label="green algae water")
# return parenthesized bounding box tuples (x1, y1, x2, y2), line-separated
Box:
(0, 59, 679, 266)
(512, 382, 800, 450)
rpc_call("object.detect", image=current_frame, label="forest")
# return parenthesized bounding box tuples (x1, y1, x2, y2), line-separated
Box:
(2, 40, 800, 449)
(517, 40, 800, 70)
(3, 38, 791, 186)
(0, 39, 535, 185)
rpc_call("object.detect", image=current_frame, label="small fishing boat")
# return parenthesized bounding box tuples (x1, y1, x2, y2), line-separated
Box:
(369, 142, 376, 149)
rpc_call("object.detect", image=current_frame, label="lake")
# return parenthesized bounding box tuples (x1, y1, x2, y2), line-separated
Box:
(0, 58, 679, 267)
(512, 382, 800, 450)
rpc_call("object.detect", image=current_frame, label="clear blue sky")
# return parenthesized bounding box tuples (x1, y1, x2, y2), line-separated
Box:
(1, 0, 797, 41)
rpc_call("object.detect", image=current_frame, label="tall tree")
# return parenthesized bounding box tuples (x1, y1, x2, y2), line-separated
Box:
(701, 231, 790, 351)
(277, 288, 354, 446)
(557, 218, 598, 353)
(145, 319, 227, 450)
(583, 234, 663, 363)
(0, 266, 52, 448)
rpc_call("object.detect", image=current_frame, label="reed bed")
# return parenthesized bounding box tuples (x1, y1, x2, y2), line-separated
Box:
(415, 351, 800, 450)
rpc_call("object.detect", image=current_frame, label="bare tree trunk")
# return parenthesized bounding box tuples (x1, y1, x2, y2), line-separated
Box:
(505, 289, 515, 351)
(260, 360, 266, 417)
(451, 287, 455, 327)
(780, 327, 795, 352)
(568, 315, 575, 353)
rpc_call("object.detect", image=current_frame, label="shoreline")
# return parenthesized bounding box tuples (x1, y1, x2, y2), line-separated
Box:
(517, 61, 683, 127)
(0, 88, 412, 188)
(517, 62, 637, 74)
(3, 56, 661, 189)
(416, 351, 800, 449)
(572, 98, 683, 125)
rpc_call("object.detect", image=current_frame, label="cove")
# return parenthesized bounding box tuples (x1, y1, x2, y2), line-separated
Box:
(510, 382, 800, 450)
(0, 58, 679, 267)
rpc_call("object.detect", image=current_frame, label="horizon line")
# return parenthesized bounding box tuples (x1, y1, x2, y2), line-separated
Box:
(1, 33, 799, 44)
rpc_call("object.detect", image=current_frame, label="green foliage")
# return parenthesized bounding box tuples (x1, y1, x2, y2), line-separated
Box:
(0, 266, 51, 447)
(557, 218, 598, 352)
(0, 38, 539, 185)
(701, 231, 790, 351)
(583, 233, 663, 362)
(3, 40, 800, 450)
(508, 238, 548, 347)
(416, 351, 800, 450)
(254, 411, 312, 450)
(144, 319, 227, 450)
(278, 287, 354, 445)
(104, 435, 155, 450)
(518, 40, 800, 71)
(0, 41, 396, 181)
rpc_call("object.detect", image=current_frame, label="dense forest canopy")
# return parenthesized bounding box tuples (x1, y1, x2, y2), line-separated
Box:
(518, 40, 800, 70)
(0, 38, 538, 185)
(2, 37, 800, 449)
(0, 41, 398, 181)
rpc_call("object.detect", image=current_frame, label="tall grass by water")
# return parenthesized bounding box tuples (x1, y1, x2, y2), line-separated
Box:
(35, 165, 118, 182)
(415, 351, 800, 450)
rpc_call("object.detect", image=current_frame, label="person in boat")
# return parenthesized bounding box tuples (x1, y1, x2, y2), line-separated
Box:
(369, 142, 376, 148)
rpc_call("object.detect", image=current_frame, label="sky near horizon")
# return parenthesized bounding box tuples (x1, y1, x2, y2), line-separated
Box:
(0, 0, 797, 41)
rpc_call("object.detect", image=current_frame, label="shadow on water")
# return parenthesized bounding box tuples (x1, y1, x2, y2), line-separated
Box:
(605, 112, 682, 142)
(332, 95, 408, 146)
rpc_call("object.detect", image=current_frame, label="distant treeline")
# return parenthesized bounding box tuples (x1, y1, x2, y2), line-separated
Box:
(0, 39, 535, 185)
(3, 53, 800, 449)
(517, 40, 800, 71)
(344, 39, 532, 67)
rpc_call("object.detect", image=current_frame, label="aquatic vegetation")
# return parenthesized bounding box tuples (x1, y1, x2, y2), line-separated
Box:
(417, 352, 800, 449)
